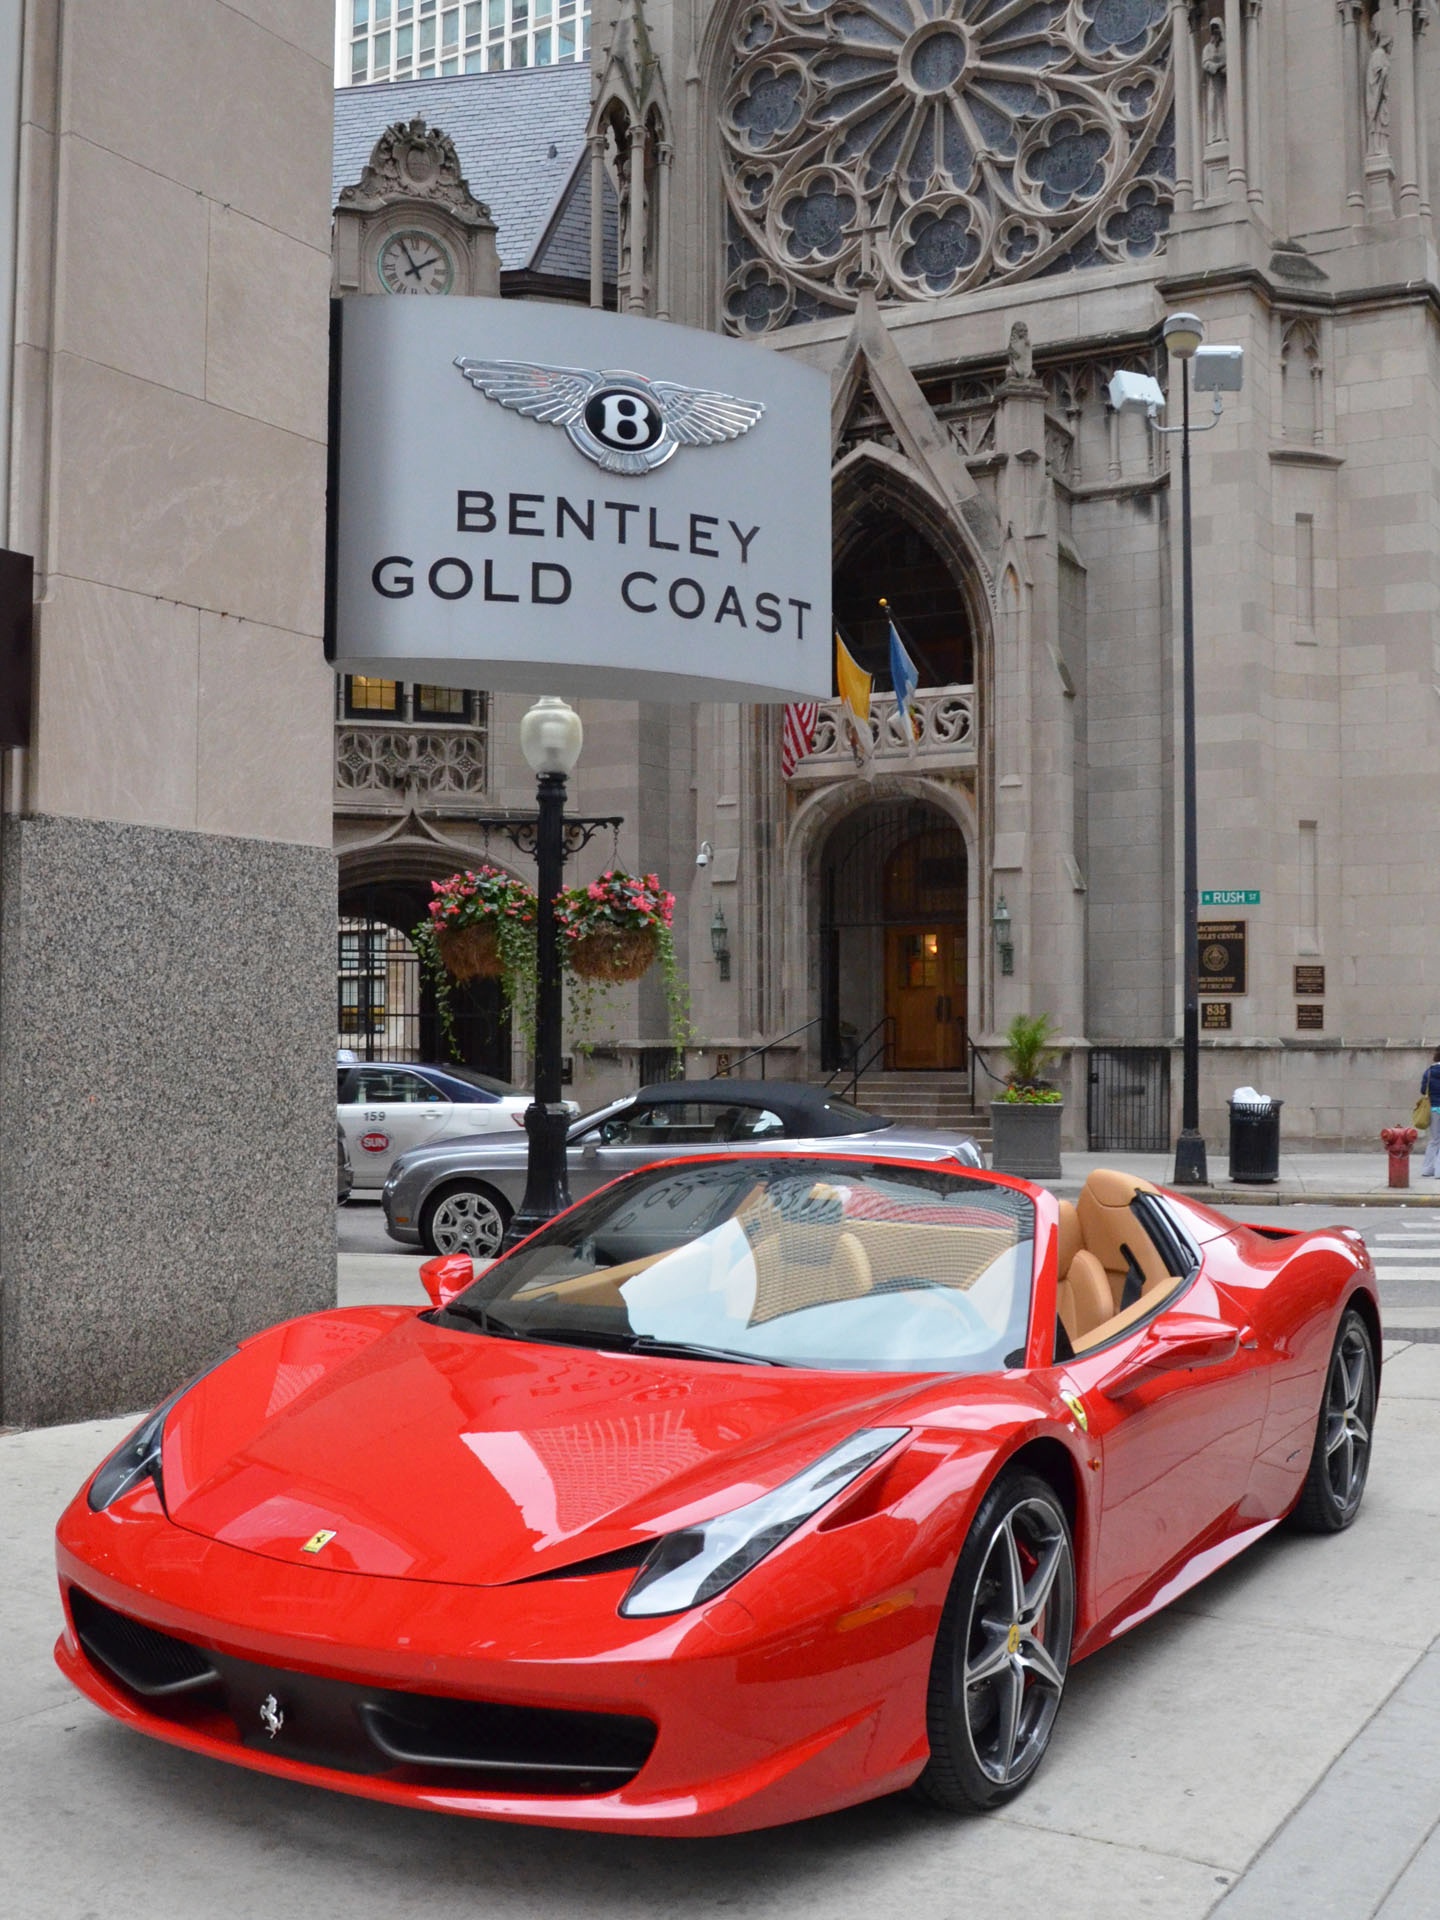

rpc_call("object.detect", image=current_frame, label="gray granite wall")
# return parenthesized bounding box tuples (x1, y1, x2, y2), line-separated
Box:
(0, 814, 336, 1426)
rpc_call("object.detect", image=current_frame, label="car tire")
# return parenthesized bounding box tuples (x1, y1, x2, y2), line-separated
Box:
(1288, 1307, 1377, 1535)
(913, 1469, 1075, 1813)
(420, 1182, 512, 1259)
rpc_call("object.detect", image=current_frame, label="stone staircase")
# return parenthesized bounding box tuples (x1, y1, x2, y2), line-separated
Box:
(838, 1071, 993, 1151)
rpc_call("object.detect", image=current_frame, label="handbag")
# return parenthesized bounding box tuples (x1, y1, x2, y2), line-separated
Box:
(1416, 1091, 1433, 1130)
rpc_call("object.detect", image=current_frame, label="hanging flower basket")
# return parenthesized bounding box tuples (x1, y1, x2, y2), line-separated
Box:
(567, 925, 659, 982)
(435, 922, 503, 982)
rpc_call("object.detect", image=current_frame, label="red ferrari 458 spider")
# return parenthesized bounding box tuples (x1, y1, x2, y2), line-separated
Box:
(55, 1156, 1379, 1836)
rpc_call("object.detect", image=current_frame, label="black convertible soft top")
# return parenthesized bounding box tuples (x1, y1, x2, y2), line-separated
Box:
(627, 1079, 888, 1137)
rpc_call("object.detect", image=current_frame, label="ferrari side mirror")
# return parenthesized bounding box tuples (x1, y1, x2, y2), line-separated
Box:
(419, 1252, 475, 1310)
(1098, 1312, 1240, 1399)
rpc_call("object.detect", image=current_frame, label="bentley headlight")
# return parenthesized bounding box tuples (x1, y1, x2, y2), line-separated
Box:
(619, 1428, 909, 1619)
(86, 1350, 234, 1513)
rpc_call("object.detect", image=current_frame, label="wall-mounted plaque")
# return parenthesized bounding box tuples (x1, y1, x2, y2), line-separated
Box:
(1296, 1003, 1324, 1031)
(1202, 1002, 1233, 1031)
(1197, 921, 1247, 995)
(1294, 964, 1326, 997)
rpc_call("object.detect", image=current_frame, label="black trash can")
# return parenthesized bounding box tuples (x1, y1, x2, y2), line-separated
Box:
(1229, 1097, 1283, 1183)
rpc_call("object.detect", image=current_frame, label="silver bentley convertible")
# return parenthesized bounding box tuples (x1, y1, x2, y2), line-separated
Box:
(381, 1078, 982, 1255)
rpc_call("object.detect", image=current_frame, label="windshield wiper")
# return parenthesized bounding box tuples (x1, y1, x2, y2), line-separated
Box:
(514, 1324, 784, 1366)
(436, 1300, 526, 1339)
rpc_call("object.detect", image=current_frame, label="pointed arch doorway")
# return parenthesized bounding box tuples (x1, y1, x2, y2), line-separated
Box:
(819, 799, 968, 1073)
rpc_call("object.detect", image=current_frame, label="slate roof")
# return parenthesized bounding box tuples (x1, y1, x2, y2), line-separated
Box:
(333, 66, 599, 274)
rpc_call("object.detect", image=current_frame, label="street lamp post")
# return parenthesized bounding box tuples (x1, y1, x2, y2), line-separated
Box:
(1163, 309, 1208, 1187)
(1109, 315, 1243, 1188)
(506, 696, 584, 1246)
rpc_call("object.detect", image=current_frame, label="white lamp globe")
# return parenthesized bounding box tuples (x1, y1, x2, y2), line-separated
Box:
(1162, 311, 1205, 359)
(520, 695, 583, 776)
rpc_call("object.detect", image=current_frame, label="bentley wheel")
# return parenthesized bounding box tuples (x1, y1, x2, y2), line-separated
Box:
(421, 1183, 510, 1258)
(915, 1470, 1075, 1812)
(1290, 1308, 1377, 1534)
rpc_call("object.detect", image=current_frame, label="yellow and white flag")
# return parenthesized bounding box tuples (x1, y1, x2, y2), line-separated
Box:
(835, 633, 874, 774)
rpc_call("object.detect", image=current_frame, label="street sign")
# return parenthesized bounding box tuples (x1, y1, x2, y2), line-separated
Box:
(1200, 889, 1260, 906)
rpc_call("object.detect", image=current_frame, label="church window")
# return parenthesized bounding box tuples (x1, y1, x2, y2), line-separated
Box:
(720, 0, 1173, 331)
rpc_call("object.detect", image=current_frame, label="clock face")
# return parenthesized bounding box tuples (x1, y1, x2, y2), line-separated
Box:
(378, 229, 456, 295)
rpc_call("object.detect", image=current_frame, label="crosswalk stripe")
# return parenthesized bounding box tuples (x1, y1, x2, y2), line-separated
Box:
(1368, 1266, 1440, 1280)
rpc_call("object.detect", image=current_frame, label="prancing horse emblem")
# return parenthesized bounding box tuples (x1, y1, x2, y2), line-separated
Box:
(453, 358, 766, 475)
(259, 1693, 284, 1739)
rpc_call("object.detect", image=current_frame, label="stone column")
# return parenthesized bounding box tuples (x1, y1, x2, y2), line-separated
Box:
(588, 132, 606, 309)
(627, 120, 648, 315)
(656, 140, 673, 320)
(1172, 0, 1197, 213)
(1225, 0, 1247, 190)
(1396, 0, 1420, 213)
(1339, 1, 1364, 215)
(1418, 8, 1433, 216)
(1244, 0, 1264, 204)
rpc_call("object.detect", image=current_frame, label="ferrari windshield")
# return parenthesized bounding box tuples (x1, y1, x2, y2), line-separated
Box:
(444, 1159, 1035, 1373)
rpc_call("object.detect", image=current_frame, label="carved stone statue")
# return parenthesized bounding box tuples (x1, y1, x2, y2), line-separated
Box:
(1007, 320, 1034, 382)
(338, 116, 492, 225)
(1366, 22, 1393, 156)
(1201, 20, 1228, 146)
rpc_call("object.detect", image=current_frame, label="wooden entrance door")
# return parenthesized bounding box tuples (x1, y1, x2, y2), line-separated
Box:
(886, 926, 965, 1070)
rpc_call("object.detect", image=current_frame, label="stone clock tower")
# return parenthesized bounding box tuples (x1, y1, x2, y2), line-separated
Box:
(332, 116, 500, 298)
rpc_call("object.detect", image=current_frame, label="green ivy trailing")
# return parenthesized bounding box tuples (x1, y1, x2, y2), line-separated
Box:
(412, 866, 539, 1061)
(416, 865, 694, 1067)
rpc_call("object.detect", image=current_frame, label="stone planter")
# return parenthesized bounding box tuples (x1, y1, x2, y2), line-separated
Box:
(990, 1101, 1064, 1180)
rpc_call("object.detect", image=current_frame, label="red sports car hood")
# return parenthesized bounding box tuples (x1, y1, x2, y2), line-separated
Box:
(160, 1309, 928, 1587)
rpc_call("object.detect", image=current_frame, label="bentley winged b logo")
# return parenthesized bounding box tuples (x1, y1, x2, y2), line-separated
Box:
(453, 357, 765, 475)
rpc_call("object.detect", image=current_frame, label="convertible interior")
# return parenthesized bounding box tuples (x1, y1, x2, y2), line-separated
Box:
(1053, 1169, 1196, 1355)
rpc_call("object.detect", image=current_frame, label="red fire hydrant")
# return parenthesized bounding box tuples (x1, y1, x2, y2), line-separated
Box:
(1382, 1125, 1418, 1188)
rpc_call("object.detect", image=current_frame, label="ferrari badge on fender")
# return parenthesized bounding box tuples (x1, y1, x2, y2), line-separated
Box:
(301, 1529, 337, 1555)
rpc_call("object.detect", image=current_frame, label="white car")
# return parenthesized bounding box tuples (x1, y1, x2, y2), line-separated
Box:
(336, 1058, 535, 1192)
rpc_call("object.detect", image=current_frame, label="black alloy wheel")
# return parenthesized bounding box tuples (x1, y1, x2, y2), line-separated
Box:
(1289, 1308, 1377, 1534)
(915, 1468, 1075, 1812)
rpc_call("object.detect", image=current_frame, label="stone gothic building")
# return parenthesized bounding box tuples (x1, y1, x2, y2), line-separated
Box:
(331, 0, 1439, 1151)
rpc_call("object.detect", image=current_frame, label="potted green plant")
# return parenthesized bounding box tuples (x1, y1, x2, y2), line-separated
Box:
(989, 1013, 1065, 1179)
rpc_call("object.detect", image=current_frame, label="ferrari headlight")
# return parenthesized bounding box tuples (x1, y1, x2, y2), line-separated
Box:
(86, 1349, 235, 1513)
(619, 1427, 909, 1619)
(86, 1398, 178, 1512)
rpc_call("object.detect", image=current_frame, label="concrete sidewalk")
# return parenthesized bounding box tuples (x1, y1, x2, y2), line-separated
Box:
(1049, 1148, 1440, 1207)
(4, 1326, 1439, 1915)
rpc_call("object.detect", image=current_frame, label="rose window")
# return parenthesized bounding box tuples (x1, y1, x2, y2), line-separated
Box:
(722, 0, 1174, 332)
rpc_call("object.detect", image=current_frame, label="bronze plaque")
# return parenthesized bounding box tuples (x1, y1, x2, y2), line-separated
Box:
(1294, 964, 1326, 997)
(1202, 1001, 1233, 1031)
(1198, 920, 1247, 995)
(1296, 1003, 1324, 1031)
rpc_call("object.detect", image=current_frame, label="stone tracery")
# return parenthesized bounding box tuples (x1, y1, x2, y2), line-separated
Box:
(721, 0, 1175, 331)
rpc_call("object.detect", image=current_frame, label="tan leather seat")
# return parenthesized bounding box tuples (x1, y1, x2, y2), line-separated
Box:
(1075, 1168, 1172, 1312)
(1057, 1249, 1113, 1347)
(1056, 1199, 1082, 1279)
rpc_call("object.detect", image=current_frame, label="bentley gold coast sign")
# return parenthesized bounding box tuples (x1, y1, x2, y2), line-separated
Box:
(327, 299, 832, 700)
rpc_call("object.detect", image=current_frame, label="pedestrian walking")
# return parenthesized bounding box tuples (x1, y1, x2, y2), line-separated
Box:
(1420, 1047, 1440, 1176)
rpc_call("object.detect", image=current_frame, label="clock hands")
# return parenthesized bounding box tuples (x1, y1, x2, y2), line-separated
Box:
(405, 253, 441, 282)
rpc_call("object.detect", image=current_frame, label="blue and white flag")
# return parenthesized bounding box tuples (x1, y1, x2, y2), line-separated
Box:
(888, 617, 921, 749)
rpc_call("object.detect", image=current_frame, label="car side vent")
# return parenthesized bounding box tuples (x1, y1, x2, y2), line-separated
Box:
(69, 1587, 219, 1699)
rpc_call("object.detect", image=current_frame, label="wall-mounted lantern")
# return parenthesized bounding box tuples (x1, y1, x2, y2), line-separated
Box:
(710, 902, 731, 982)
(992, 894, 1014, 977)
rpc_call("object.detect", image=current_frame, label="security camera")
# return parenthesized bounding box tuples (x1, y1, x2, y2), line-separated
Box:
(696, 841, 713, 869)
(1107, 369, 1166, 416)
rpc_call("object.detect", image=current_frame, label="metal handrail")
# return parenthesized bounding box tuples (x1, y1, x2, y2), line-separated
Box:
(716, 1014, 822, 1080)
(826, 1015, 895, 1104)
(968, 1037, 1009, 1104)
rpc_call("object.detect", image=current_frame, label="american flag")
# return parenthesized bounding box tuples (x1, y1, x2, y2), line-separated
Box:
(781, 700, 819, 778)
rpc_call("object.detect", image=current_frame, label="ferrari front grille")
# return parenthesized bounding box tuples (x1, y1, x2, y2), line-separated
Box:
(69, 1588, 220, 1698)
(68, 1587, 657, 1794)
